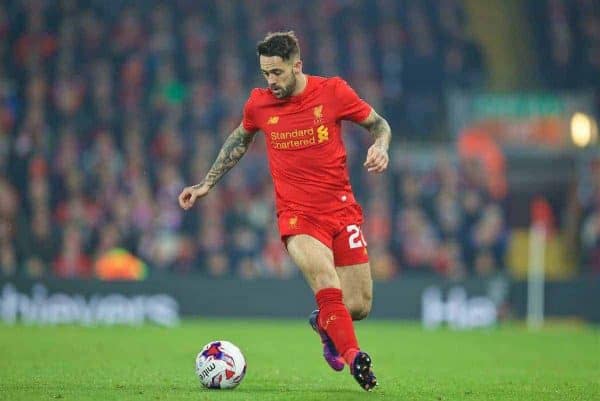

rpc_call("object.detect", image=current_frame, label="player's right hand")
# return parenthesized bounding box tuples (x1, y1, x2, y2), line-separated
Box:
(178, 183, 210, 210)
(364, 143, 389, 173)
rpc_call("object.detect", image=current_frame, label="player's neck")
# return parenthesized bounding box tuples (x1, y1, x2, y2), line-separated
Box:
(290, 74, 308, 97)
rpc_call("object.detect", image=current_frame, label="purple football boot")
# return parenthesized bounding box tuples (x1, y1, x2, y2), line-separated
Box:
(350, 351, 377, 391)
(308, 309, 345, 371)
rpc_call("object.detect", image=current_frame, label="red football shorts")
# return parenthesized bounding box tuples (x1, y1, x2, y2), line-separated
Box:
(278, 204, 369, 267)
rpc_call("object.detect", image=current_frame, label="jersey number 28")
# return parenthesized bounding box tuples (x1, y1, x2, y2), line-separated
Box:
(347, 224, 367, 249)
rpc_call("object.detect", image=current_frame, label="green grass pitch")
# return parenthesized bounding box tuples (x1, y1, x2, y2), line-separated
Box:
(1, 320, 598, 401)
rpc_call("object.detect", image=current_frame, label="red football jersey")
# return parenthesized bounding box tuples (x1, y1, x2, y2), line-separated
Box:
(242, 75, 372, 215)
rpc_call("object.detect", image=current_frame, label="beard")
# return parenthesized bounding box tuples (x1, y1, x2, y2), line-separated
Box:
(271, 74, 297, 98)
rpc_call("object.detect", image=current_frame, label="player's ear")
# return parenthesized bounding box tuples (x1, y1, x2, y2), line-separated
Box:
(293, 59, 302, 75)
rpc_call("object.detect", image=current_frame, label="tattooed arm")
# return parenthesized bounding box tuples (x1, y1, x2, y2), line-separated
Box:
(178, 124, 256, 210)
(358, 109, 392, 173)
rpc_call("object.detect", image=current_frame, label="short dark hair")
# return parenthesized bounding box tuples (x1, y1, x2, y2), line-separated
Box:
(256, 31, 300, 61)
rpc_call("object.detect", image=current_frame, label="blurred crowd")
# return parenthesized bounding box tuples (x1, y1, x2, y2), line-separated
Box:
(385, 151, 508, 280)
(577, 156, 600, 275)
(0, 0, 499, 280)
(529, 0, 600, 123)
(529, 0, 600, 274)
(529, 0, 600, 91)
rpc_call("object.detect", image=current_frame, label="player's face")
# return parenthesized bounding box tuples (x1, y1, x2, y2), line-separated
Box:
(260, 55, 300, 99)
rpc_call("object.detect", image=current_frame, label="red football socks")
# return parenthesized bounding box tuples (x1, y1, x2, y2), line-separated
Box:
(315, 287, 360, 365)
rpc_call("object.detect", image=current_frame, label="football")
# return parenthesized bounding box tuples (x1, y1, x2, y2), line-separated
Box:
(195, 340, 247, 389)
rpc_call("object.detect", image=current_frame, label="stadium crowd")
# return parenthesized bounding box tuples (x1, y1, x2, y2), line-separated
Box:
(577, 156, 600, 275)
(0, 0, 506, 280)
(529, 0, 600, 93)
(528, 0, 600, 274)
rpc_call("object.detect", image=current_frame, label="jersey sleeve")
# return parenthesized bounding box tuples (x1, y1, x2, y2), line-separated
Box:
(242, 90, 260, 133)
(334, 78, 372, 123)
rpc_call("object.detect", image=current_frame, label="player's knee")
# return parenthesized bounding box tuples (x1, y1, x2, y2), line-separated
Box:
(348, 304, 370, 321)
(347, 295, 372, 321)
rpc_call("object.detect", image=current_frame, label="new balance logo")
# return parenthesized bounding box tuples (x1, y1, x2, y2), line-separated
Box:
(267, 116, 279, 125)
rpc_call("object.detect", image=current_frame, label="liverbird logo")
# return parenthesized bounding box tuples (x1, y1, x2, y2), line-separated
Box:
(313, 105, 323, 119)
(289, 216, 298, 229)
(267, 116, 279, 125)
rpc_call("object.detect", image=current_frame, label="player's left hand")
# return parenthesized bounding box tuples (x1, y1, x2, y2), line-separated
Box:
(364, 144, 389, 173)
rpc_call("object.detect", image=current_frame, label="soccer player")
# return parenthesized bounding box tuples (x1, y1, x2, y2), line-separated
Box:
(178, 31, 391, 391)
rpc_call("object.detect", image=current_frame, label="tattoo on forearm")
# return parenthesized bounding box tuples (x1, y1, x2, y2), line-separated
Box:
(193, 126, 254, 189)
(363, 113, 392, 149)
(370, 118, 390, 144)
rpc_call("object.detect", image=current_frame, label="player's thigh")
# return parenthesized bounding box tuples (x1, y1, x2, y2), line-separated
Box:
(332, 222, 372, 317)
(286, 234, 340, 293)
(336, 262, 373, 318)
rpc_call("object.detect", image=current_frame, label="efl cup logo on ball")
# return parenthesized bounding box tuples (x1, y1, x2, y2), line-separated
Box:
(195, 340, 247, 389)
